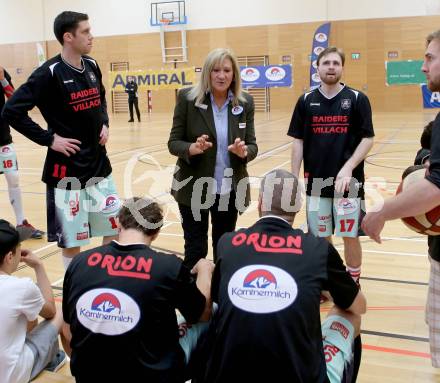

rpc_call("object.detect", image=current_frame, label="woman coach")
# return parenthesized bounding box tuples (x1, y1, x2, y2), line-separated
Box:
(168, 48, 258, 268)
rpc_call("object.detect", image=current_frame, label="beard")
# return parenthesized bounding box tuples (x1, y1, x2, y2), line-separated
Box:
(320, 73, 342, 86)
(428, 78, 440, 92)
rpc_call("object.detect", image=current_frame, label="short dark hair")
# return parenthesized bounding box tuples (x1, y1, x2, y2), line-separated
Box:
(317, 46, 345, 66)
(0, 245, 17, 266)
(53, 11, 89, 45)
(259, 169, 300, 220)
(421, 121, 434, 150)
(0, 219, 32, 264)
(117, 197, 163, 237)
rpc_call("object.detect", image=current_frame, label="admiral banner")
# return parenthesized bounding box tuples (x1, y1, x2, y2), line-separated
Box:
(110, 68, 195, 91)
(240, 65, 292, 88)
(310, 22, 331, 88)
(422, 84, 440, 108)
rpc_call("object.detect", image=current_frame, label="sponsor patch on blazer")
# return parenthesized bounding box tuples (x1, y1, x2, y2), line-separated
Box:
(239, 123, 246, 129)
(232, 105, 243, 115)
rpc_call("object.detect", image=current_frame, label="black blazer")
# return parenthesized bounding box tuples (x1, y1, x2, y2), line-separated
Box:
(168, 87, 258, 210)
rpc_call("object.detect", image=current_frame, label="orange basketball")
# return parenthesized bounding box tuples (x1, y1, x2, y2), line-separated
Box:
(396, 166, 440, 235)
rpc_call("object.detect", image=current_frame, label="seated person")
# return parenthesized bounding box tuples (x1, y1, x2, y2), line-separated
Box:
(201, 169, 367, 383)
(62, 197, 214, 382)
(0, 219, 65, 383)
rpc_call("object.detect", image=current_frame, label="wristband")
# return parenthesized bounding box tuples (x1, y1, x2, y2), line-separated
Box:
(1, 79, 14, 98)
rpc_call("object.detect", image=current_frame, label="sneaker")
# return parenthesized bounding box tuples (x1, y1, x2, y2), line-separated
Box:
(17, 220, 45, 239)
(128, 119, 134, 122)
(44, 350, 67, 373)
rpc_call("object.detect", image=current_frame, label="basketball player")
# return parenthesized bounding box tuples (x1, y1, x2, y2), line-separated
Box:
(362, 30, 440, 367)
(2, 11, 120, 269)
(62, 198, 214, 382)
(0, 66, 44, 238)
(288, 47, 375, 284)
(201, 170, 366, 383)
(411, 121, 440, 367)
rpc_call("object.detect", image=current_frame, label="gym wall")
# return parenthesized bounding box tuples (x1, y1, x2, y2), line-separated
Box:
(39, 14, 440, 113)
(0, 0, 439, 113)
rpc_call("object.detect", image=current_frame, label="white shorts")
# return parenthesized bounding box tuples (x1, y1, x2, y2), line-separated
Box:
(322, 315, 356, 383)
(177, 312, 210, 365)
(307, 196, 362, 238)
(0, 144, 18, 173)
(47, 175, 120, 248)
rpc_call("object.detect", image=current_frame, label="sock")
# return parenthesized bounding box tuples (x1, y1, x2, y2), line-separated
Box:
(62, 256, 72, 270)
(347, 265, 361, 284)
(8, 187, 25, 224)
(5, 172, 25, 224)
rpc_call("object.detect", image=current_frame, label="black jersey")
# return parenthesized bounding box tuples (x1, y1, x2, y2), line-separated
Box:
(63, 241, 206, 383)
(427, 113, 440, 191)
(288, 84, 374, 197)
(0, 70, 13, 146)
(202, 216, 359, 383)
(425, 113, 440, 262)
(2, 54, 111, 188)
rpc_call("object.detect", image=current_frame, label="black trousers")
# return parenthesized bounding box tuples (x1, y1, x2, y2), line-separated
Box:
(178, 192, 238, 268)
(128, 97, 140, 121)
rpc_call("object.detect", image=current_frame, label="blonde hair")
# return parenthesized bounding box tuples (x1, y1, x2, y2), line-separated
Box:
(188, 48, 246, 107)
(427, 30, 440, 46)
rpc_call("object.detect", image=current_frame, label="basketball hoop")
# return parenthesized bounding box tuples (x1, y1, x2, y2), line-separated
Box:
(150, 1, 187, 27)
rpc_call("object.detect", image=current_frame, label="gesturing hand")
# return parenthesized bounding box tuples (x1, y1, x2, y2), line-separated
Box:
(228, 138, 248, 158)
(189, 134, 213, 156)
(50, 133, 81, 157)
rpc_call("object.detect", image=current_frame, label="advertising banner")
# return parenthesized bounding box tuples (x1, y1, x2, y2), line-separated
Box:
(110, 68, 195, 91)
(309, 22, 331, 88)
(386, 61, 425, 85)
(422, 84, 440, 108)
(240, 65, 292, 88)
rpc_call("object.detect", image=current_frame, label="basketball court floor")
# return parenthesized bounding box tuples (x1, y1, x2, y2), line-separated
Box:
(1, 108, 439, 382)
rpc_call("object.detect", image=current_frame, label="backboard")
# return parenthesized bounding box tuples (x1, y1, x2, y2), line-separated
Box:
(150, 1, 187, 26)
